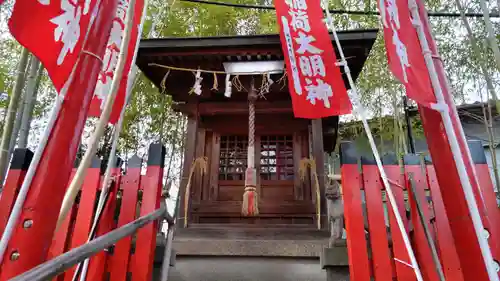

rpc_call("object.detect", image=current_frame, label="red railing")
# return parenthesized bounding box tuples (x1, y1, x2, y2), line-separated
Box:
(0, 143, 167, 281)
(340, 140, 500, 281)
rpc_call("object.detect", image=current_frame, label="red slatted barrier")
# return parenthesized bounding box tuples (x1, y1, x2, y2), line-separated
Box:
(62, 157, 101, 281)
(129, 143, 166, 281)
(108, 155, 142, 281)
(362, 157, 393, 280)
(340, 142, 371, 281)
(48, 170, 78, 281)
(0, 143, 166, 281)
(86, 162, 122, 281)
(340, 140, 499, 281)
(404, 155, 440, 281)
(382, 154, 416, 281)
(48, 169, 77, 258)
(425, 164, 464, 281)
(468, 141, 500, 260)
(0, 149, 33, 235)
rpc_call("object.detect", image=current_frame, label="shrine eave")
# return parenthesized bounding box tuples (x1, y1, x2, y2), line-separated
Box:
(138, 29, 378, 53)
(136, 29, 378, 100)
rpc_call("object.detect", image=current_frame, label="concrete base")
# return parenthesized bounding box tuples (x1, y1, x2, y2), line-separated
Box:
(171, 226, 331, 257)
(320, 247, 349, 268)
(153, 256, 350, 281)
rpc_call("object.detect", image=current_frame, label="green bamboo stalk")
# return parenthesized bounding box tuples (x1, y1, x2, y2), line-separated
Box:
(456, 0, 500, 201)
(18, 58, 43, 149)
(455, 0, 500, 113)
(7, 56, 34, 156)
(164, 113, 181, 192)
(0, 48, 30, 184)
(393, 93, 400, 157)
(481, 102, 500, 196)
(478, 0, 500, 72)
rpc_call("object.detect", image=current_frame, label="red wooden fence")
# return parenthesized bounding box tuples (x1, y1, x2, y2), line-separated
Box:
(340, 140, 500, 281)
(0, 143, 166, 281)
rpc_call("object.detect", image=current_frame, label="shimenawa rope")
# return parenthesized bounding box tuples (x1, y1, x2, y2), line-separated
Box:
(299, 158, 321, 230)
(183, 157, 208, 228)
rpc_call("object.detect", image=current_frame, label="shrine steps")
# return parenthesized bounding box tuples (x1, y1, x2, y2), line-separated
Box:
(171, 225, 331, 257)
(154, 256, 350, 281)
(152, 225, 350, 281)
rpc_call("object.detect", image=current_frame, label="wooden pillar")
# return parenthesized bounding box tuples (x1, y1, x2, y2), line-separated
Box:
(311, 119, 327, 228)
(177, 115, 198, 228)
(293, 133, 304, 200)
(192, 128, 206, 205)
(208, 132, 220, 201)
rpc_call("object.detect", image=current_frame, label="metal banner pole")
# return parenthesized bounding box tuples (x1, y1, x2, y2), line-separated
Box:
(408, 0, 499, 279)
(323, 2, 424, 280)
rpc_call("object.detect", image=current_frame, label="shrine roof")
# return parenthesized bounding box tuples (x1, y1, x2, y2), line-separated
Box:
(136, 29, 378, 102)
(137, 29, 377, 53)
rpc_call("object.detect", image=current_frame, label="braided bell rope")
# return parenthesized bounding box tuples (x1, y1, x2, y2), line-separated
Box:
(248, 98, 255, 151)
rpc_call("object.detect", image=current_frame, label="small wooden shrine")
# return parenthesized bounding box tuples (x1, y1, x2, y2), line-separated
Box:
(137, 30, 377, 280)
(138, 30, 376, 226)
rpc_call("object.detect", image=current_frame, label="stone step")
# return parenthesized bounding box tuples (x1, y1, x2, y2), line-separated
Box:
(175, 225, 331, 240)
(152, 227, 350, 281)
(168, 225, 334, 258)
(152, 256, 350, 281)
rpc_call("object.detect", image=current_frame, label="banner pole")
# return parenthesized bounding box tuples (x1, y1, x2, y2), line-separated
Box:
(0, 89, 65, 265)
(0, 0, 108, 264)
(0, 0, 117, 277)
(322, 2, 424, 280)
(75, 2, 149, 280)
(57, 0, 140, 231)
(408, 0, 498, 279)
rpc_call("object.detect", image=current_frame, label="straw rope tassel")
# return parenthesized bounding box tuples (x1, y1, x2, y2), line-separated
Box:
(299, 158, 321, 229)
(183, 157, 207, 228)
(242, 85, 259, 216)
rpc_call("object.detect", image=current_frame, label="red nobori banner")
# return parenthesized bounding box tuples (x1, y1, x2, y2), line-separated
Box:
(8, 0, 100, 92)
(87, 0, 145, 124)
(274, 0, 351, 118)
(377, 0, 435, 107)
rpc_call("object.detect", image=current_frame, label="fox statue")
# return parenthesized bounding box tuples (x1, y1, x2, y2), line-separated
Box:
(325, 177, 344, 247)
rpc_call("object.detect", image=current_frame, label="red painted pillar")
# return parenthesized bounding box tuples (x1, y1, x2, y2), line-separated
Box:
(130, 143, 165, 281)
(415, 0, 500, 278)
(0, 0, 117, 278)
(0, 149, 33, 234)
